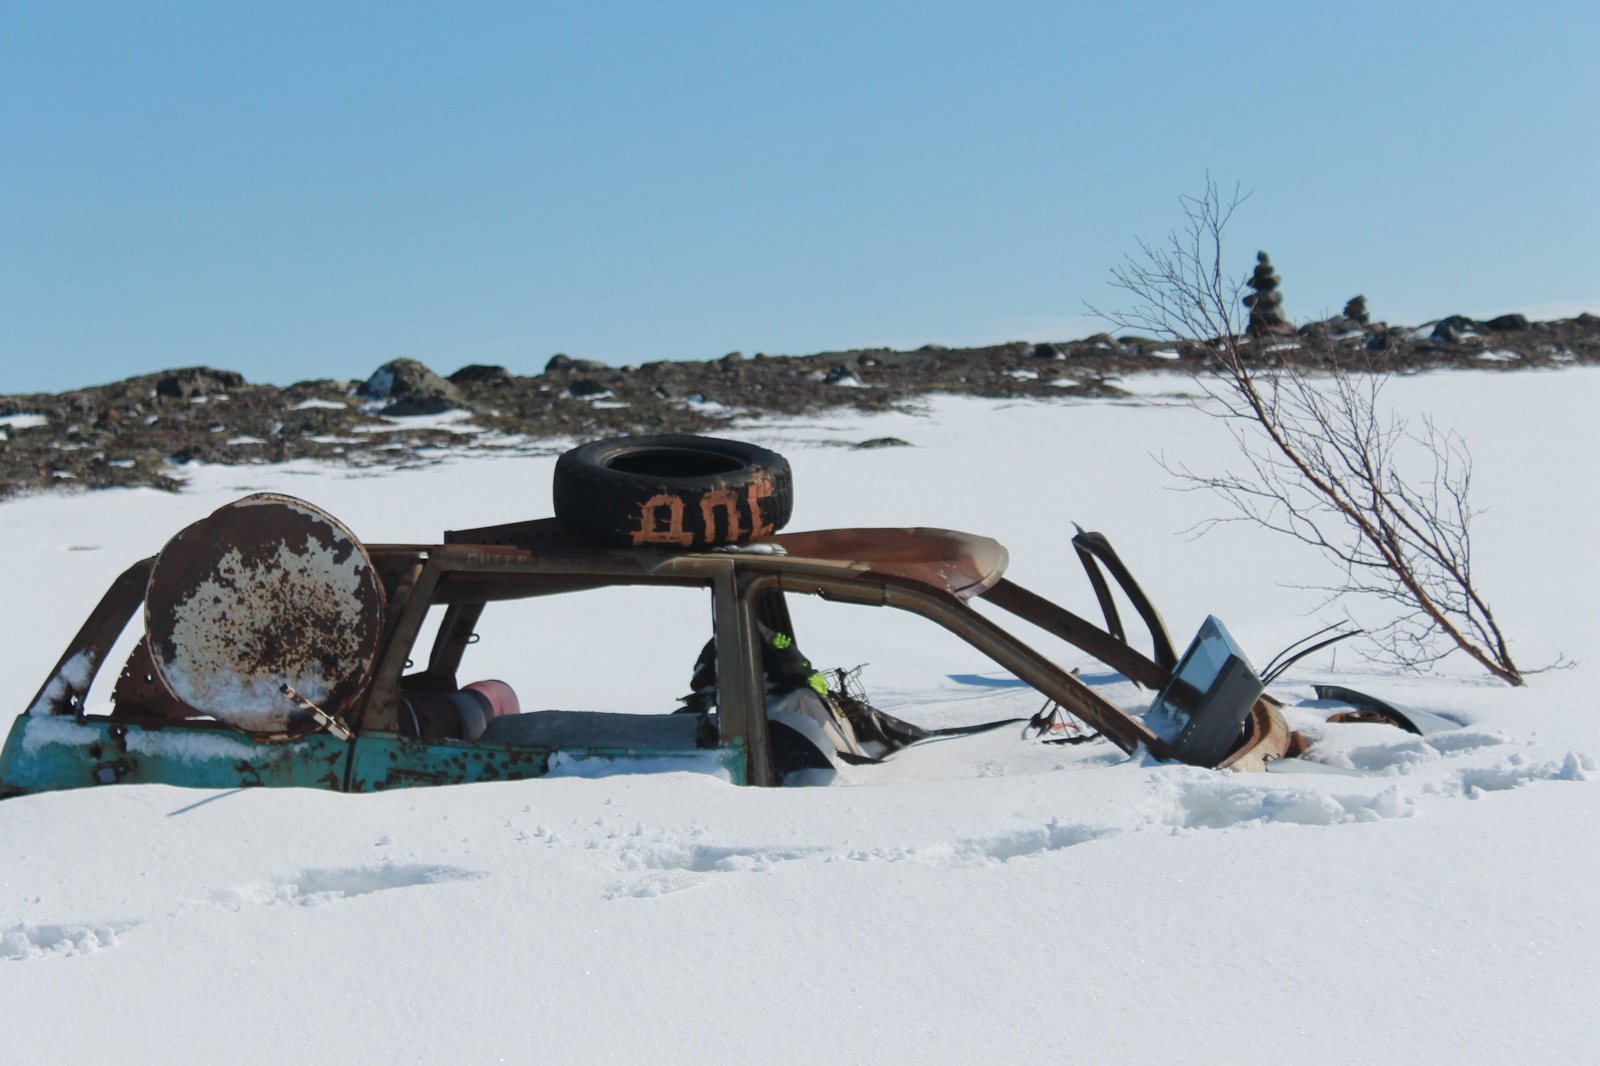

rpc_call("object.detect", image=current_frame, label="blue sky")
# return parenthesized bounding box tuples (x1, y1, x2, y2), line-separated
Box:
(4, 1, 1596, 393)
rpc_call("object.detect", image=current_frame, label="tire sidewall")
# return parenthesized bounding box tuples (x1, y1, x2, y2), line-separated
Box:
(553, 434, 793, 549)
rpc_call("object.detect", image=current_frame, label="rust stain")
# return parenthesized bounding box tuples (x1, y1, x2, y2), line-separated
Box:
(111, 638, 196, 721)
(145, 494, 385, 737)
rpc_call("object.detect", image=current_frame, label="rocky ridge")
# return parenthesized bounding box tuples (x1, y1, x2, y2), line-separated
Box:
(3, 313, 1596, 499)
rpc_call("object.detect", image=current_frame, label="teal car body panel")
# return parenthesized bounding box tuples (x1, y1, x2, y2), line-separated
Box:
(0, 716, 352, 794)
(345, 732, 745, 792)
(0, 718, 746, 796)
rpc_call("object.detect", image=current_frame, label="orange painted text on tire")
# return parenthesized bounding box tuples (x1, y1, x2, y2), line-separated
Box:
(629, 477, 775, 547)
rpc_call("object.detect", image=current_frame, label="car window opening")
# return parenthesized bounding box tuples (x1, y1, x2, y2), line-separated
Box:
(397, 583, 718, 746)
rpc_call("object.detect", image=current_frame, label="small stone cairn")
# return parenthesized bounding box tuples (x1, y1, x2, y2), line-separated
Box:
(1243, 251, 1295, 338)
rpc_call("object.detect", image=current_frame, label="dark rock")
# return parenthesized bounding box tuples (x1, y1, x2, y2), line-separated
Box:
(1431, 316, 1477, 343)
(852, 437, 910, 449)
(289, 378, 349, 393)
(1366, 329, 1401, 352)
(544, 354, 608, 374)
(855, 348, 931, 369)
(822, 365, 859, 386)
(1030, 343, 1062, 359)
(1344, 296, 1370, 325)
(155, 368, 247, 400)
(448, 364, 513, 387)
(567, 378, 609, 398)
(1307, 311, 1369, 338)
(360, 359, 465, 416)
(1485, 313, 1531, 332)
(721, 351, 744, 363)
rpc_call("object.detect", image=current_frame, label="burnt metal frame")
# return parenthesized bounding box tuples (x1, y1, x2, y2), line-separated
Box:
(729, 561, 1177, 762)
(371, 541, 1185, 783)
(14, 525, 1288, 792)
(980, 579, 1167, 691)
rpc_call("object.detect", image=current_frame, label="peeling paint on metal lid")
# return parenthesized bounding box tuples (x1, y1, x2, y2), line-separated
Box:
(144, 494, 386, 736)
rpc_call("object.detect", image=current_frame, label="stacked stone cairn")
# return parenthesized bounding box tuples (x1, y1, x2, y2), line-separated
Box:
(1243, 251, 1295, 338)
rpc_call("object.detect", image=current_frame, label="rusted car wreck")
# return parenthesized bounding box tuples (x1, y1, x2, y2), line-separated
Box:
(1, 435, 1302, 797)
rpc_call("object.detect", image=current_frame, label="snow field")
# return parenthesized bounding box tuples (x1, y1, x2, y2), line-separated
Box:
(1, 368, 1596, 1063)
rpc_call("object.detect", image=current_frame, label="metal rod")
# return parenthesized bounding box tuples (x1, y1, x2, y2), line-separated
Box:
(280, 683, 354, 742)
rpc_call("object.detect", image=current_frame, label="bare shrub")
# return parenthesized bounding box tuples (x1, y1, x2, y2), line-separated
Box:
(1091, 179, 1527, 685)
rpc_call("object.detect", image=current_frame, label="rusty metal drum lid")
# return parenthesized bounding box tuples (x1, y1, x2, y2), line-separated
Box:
(145, 494, 386, 736)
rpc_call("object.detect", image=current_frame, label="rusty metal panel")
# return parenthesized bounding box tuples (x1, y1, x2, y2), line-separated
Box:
(764, 528, 1009, 599)
(144, 494, 386, 738)
(111, 637, 197, 721)
(1216, 698, 1292, 773)
(436, 522, 1012, 599)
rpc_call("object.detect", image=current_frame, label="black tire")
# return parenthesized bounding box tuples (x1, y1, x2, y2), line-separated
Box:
(553, 434, 793, 549)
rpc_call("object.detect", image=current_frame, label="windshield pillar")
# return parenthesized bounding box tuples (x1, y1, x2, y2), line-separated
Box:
(713, 563, 773, 785)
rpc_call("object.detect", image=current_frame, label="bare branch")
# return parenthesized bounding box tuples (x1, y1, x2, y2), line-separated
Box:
(1104, 179, 1529, 685)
